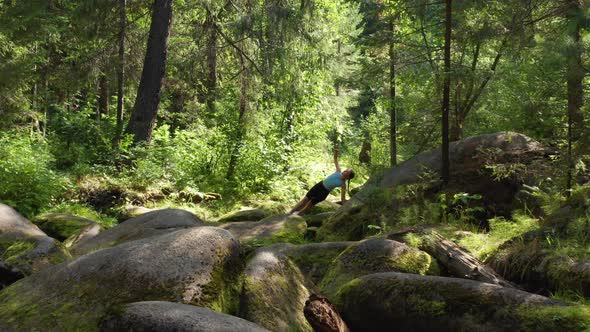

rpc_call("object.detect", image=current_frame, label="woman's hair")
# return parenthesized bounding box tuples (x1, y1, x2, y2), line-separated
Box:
(347, 169, 355, 196)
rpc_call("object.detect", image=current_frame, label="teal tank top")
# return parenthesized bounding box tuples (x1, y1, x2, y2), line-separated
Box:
(322, 172, 343, 191)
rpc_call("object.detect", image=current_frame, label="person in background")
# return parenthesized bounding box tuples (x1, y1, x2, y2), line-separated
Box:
(289, 150, 355, 216)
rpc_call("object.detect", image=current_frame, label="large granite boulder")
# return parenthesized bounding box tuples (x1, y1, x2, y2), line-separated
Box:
(220, 214, 306, 245)
(33, 213, 104, 248)
(319, 238, 438, 297)
(0, 226, 241, 331)
(0, 203, 67, 287)
(319, 132, 549, 241)
(240, 247, 312, 332)
(217, 208, 269, 222)
(269, 242, 354, 285)
(101, 301, 269, 332)
(336, 272, 587, 331)
(71, 208, 203, 256)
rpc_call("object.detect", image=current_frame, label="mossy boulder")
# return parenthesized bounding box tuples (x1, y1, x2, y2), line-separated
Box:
(336, 272, 586, 331)
(487, 243, 590, 297)
(220, 214, 306, 245)
(268, 242, 354, 285)
(304, 212, 334, 227)
(0, 227, 241, 331)
(320, 238, 439, 298)
(33, 213, 103, 243)
(217, 208, 269, 222)
(309, 201, 341, 214)
(71, 208, 203, 256)
(0, 203, 67, 282)
(121, 206, 154, 219)
(100, 301, 269, 332)
(240, 247, 312, 332)
(319, 132, 548, 241)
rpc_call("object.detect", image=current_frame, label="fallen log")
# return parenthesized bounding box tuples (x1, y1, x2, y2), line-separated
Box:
(303, 294, 350, 332)
(389, 228, 516, 288)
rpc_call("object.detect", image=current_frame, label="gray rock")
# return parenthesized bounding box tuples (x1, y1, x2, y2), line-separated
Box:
(33, 213, 103, 243)
(241, 247, 312, 332)
(336, 272, 575, 332)
(121, 206, 154, 219)
(0, 226, 241, 331)
(71, 208, 203, 256)
(319, 238, 438, 297)
(64, 223, 103, 248)
(101, 301, 269, 332)
(0, 203, 66, 278)
(319, 132, 548, 241)
(217, 208, 269, 222)
(303, 212, 334, 227)
(267, 242, 354, 285)
(220, 214, 306, 244)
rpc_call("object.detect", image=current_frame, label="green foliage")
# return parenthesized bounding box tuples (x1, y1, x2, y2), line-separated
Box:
(0, 133, 68, 217)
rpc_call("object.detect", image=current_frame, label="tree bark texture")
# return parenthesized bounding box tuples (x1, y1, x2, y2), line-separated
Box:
(389, 228, 516, 288)
(441, 0, 452, 185)
(125, 0, 172, 144)
(114, 0, 126, 146)
(565, 0, 584, 193)
(226, 52, 249, 179)
(204, 10, 217, 114)
(389, 20, 397, 167)
(98, 74, 109, 119)
(303, 294, 350, 332)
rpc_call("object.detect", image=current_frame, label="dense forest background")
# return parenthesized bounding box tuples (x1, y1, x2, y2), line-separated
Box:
(0, 0, 588, 222)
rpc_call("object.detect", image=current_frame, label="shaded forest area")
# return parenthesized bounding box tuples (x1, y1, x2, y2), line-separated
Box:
(3, 0, 590, 331)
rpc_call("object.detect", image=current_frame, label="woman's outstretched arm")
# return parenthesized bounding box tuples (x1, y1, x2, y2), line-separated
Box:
(333, 149, 341, 172)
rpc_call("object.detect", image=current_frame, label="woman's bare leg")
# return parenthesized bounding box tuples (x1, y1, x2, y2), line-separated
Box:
(289, 197, 310, 214)
(298, 200, 315, 215)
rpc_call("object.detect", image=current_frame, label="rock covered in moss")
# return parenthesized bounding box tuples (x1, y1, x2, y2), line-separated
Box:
(0, 203, 67, 280)
(240, 247, 312, 332)
(488, 242, 590, 297)
(336, 272, 582, 332)
(304, 212, 334, 227)
(71, 208, 203, 256)
(268, 242, 354, 285)
(220, 214, 306, 245)
(0, 227, 241, 331)
(319, 132, 548, 241)
(217, 208, 269, 222)
(121, 206, 154, 219)
(100, 301, 269, 332)
(33, 213, 103, 243)
(309, 201, 341, 214)
(320, 238, 438, 298)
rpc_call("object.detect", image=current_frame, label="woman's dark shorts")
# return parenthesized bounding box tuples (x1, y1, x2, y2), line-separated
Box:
(306, 181, 330, 204)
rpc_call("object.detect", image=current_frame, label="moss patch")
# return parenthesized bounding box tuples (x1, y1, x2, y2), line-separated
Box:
(241, 253, 312, 332)
(1, 240, 36, 265)
(320, 240, 438, 298)
(515, 304, 590, 331)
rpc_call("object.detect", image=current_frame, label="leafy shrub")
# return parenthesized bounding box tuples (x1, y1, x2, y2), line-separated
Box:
(0, 133, 68, 217)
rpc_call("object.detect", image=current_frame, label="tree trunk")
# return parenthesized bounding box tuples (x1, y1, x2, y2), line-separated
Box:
(441, 0, 452, 185)
(389, 20, 397, 167)
(114, 0, 126, 146)
(389, 229, 516, 288)
(359, 135, 371, 165)
(565, 0, 584, 194)
(98, 74, 109, 120)
(303, 294, 350, 332)
(227, 53, 249, 179)
(204, 11, 217, 114)
(125, 0, 173, 144)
